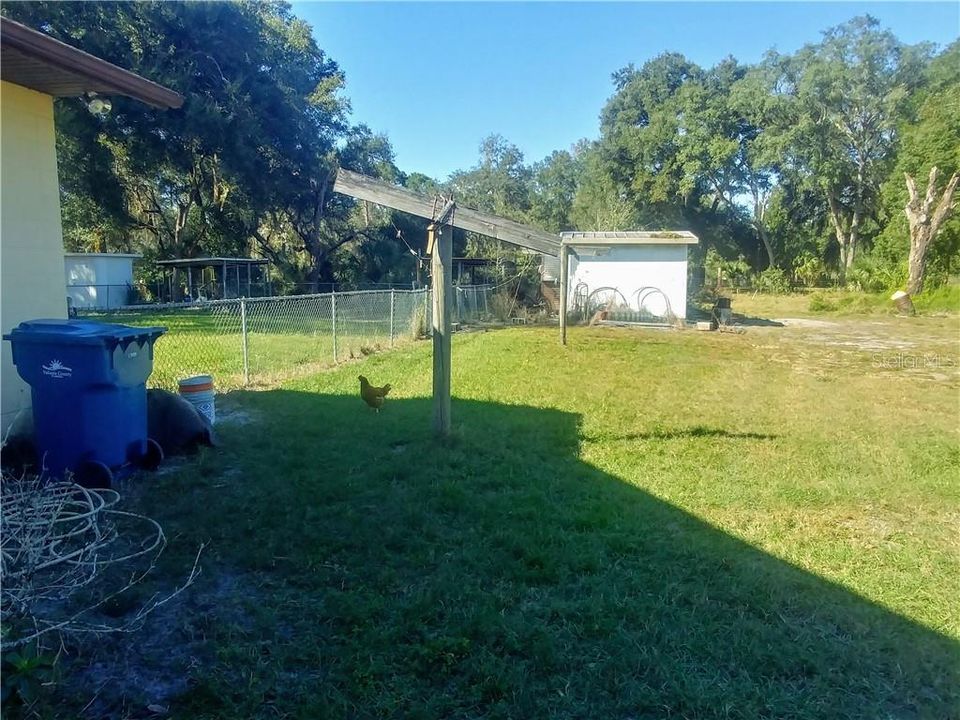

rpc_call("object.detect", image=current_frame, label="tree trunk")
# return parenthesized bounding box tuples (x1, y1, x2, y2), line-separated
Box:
(906, 228, 932, 295)
(847, 207, 860, 270)
(848, 159, 867, 271)
(174, 201, 192, 256)
(750, 186, 775, 270)
(904, 167, 959, 296)
(755, 221, 776, 269)
(307, 257, 323, 294)
(826, 194, 851, 279)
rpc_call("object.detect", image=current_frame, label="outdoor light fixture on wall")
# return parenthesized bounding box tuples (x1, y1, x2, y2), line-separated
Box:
(84, 92, 112, 116)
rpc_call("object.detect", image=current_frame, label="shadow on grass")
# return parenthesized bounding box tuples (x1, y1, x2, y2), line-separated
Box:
(590, 425, 778, 441)
(105, 390, 955, 719)
(688, 304, 786, 328)
(731, 312, 786, 327)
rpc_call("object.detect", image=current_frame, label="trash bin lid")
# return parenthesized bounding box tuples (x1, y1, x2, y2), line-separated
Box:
(3, 319, 165, 346)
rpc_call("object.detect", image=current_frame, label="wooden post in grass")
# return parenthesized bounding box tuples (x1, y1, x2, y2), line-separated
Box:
(429, 222, 452, 436)
(559, 243, 570, 345)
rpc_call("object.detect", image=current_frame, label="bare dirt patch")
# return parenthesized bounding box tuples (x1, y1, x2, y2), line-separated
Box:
(214, 398, 258, 427)
(770, 318, 840, 329)
(59, 570, 257, 719)
(745, 316, 960, 384)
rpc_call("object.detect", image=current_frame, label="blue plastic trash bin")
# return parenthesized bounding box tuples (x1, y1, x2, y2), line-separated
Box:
(4, 319, 166, 486)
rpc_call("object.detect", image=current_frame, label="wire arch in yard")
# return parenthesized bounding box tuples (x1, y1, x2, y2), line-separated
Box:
(572, 282, 590, 319)
(585, 286, 631, 314)
(632, 286, 677, 323)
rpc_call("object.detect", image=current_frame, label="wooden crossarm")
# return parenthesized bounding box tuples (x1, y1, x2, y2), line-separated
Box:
(334, 168, 561, 256)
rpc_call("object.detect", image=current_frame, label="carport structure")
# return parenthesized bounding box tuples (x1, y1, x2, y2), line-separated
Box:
(155, 257, 271, 302)
(333, 169, 560, 435)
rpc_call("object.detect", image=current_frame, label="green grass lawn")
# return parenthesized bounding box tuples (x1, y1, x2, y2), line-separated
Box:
(47, 319, 960, 718)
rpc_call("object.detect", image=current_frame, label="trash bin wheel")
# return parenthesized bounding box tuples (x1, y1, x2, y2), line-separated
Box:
(75, 460, 113, 489)
(141, 438, 164, 471)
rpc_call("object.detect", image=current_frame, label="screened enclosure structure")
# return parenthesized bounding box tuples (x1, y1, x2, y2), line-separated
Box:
(155, 257, 271, 302)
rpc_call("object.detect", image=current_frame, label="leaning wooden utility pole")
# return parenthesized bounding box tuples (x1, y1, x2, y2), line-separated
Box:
(559, 243, 570, 345)
(429, 222, 452, 436)
(331, 168, 563, 437)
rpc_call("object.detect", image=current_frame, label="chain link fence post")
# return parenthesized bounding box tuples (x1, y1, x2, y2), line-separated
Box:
(331, 291, 338, 364)
(389, 288, 396, 347)
(240, 296, 250, 385)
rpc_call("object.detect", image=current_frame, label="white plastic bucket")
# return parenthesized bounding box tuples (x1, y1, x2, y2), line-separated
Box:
(178, 375, 215, 425)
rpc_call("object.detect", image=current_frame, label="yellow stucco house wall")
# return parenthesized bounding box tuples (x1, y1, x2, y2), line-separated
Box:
(0, 17, 181, 438)
(1, 80, 68, 433)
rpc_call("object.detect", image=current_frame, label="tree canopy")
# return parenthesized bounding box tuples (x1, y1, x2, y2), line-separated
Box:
(3, 5, 957, 295)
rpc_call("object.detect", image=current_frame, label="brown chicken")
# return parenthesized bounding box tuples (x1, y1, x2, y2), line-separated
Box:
(358, 375, 391, 412)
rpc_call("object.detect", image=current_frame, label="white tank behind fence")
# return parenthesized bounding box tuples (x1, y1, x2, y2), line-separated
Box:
(178, 375, 215, 425)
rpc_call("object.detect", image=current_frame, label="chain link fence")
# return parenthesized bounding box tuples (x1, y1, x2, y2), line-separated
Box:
(78, 286, 491, 390)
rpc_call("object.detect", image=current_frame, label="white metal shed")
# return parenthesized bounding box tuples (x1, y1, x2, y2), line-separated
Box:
(558, 231, 699, 343)
(64, 252, 141, 309)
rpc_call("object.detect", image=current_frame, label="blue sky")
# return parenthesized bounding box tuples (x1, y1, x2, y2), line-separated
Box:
(292, 2, 959, 181)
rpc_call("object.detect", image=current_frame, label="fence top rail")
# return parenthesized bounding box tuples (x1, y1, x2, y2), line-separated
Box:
(98, 297, 242, 312)
(79, 285, 491, 313)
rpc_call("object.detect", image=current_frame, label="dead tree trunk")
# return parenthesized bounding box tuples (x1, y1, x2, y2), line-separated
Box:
(904, 166, 959, 296)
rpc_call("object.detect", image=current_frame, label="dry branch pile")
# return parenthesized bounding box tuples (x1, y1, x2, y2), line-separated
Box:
(1, 472, 201, 651)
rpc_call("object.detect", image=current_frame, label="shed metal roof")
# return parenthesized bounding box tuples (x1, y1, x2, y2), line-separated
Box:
(155, 257, 269, 267)
(561, 231, 699, 246)
(65, 252, 142, 259)
(1, 17, 183, 109)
